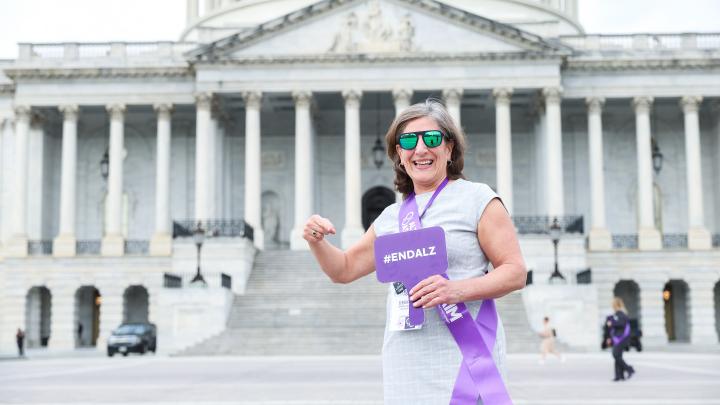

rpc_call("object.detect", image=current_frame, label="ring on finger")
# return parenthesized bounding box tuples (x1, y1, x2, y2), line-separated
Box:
(311, 230, 318, 237)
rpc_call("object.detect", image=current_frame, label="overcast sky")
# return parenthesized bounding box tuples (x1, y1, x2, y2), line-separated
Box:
(0, 0, 719, 59)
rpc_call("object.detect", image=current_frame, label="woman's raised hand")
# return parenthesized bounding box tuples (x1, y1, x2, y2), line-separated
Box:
(303, 214, 337, 243)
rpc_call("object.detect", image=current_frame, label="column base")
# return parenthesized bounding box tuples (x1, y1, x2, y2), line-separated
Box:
(588, 227, 612, 251)
(149, 233, 172, 256)
(101, 235, 125, 257)
(638, 227, 662, 251)
(688, 227, 712, 250)
(341, 226, 365, 250)
(53, 235, 77, 257)
(252, 228, 264, 251)
(290, 228, 309, 251)
(5, 236, 28, 258)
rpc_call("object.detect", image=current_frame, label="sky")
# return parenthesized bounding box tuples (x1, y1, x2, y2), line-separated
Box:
(0, 0, 719, 59)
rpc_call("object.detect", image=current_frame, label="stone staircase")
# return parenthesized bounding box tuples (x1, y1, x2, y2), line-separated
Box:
(180, 250, 541, 355)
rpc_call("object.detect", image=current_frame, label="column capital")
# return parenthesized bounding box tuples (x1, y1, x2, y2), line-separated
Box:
(13, 105, 31, 120)
(194, 92, 213, 110)
(242, 91, 263, 109)
(59, 104, 79, 120)
(392, 88, 413, 104)
(542, 87, 563, 104)
(292, 90, 313, 108)
(585, 97, 605, 113)
(442, 88, 463, 104)
(632, 96, 653, 113)
(106, 103, 126, 119)
(680, 95, 703, 113)
(342, 89, 362, 107)
(153, 103, 174, 116)
(492, 87, 513, 104)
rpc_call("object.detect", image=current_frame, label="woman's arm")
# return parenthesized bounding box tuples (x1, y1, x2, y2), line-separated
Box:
(410, 198, 527, 308)
(304, 215, 377, 284)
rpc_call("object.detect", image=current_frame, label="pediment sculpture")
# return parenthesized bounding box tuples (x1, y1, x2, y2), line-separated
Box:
(329, 1, 415, 53)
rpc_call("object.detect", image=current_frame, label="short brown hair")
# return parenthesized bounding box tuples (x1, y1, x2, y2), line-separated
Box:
(385, 99, 466, 198)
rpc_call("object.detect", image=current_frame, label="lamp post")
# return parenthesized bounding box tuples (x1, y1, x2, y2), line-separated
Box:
(100, 150, 109, 180)
(372, 137, 384, 169)
(651, 138, 663, 175)
(190, 221, 207, 286)
(548, 217, 566, 284)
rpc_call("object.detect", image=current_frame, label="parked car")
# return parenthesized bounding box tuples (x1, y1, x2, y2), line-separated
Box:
(107, 323, 157, 357)
(601, 317, 642, 352)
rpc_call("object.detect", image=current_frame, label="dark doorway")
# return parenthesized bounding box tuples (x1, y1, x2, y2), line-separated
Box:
(714, 281, 720, 342)
(362, 186, 396, 230)
(25, 287, 52, 348)
(614, 280, 641, 320)
(75, 286, 101, 347)
(123, 285, 149, 324)
(664, 280, 690, 342)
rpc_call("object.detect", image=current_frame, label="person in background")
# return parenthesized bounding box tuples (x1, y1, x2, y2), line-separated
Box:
(607, 297, 636, 381)
(16, 328, 25, 357)
(538, 316, 563, 364)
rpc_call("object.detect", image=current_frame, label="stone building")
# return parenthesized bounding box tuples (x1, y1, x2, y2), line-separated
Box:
(0, 0, 719, 355)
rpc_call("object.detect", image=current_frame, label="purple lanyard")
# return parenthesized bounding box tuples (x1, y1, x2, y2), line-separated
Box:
(398, 179, 513, 405)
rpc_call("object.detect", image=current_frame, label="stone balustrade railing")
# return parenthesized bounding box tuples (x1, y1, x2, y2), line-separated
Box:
(17, 41, 197, 62)
(560, 33, 720, 51)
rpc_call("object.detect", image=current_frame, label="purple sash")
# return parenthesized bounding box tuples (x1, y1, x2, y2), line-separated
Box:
(611, 322, 631, 346)
(374, 178, 512, 405)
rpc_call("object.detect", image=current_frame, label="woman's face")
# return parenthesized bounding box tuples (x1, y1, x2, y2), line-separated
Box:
(395, 116, 454, 192)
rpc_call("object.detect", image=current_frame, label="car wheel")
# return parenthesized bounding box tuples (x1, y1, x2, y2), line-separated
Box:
(107, 351, 114, 357)
(139, 344, 147, 354)
(122, 352, 129, 357)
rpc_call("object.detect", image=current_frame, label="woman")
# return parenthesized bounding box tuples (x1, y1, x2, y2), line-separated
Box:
(538, 316, 563, 364)
(303, 99, 526, 404)
(606, 297, 636, 381)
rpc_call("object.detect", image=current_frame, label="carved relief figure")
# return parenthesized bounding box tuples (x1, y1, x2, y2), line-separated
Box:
(329, 12, 359, 53)
(328, 1, 415, 53)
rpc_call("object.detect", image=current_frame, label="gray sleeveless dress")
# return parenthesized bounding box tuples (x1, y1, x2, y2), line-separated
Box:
(372, 179, 507, 405)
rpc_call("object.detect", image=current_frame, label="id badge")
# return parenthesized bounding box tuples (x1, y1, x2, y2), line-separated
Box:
(389, 282, 422, 331)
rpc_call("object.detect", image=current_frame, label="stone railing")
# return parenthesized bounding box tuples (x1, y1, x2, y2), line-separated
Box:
(124, 240, 150, 255)
(662, 234, 688, 249)
(560, 33, 720, 52)
(173, 219, 254, 242)
(512, 215, 584, 235)
(17, 41, 197, 62)
(76, 240, 102, 255)
(611, 234, 639, 249)
(713, 233, 720, 248)
(28, 240, 53, 256)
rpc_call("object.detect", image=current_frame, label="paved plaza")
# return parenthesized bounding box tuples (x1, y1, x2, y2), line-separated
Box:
(0, 352, 719, 404)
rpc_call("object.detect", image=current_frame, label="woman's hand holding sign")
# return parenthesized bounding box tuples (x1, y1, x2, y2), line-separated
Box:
(410, 275, 465, 309)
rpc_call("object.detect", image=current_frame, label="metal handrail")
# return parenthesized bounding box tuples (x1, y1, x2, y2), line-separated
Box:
(612, 234, 639, 249)
(173, 219, 254, 241)
(28, 240, 53, 256)
(512, 216, 584, 235)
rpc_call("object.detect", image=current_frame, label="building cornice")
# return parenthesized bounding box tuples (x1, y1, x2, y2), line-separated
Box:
(565, 58, 720, 71)
(4, 66, 193, 80)
(194, 51, 564, 67)
(0, 83, 15, 94)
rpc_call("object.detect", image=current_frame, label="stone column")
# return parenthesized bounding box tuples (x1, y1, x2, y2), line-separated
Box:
(442, 88, 463, 128)
(96, 286, 123, 351)
(688, 279, 718, 344)
(586, 97, 612, 250)
(243, 91, 264, 250)
(290, 91, 313, 250)
(53, 105, 80, 257)
(102, 104, 126, 256)
(493, 88, 513, 214)
(186, 0, 198, 23)
(542, 87, 565, 218)
(194, 93, 212, 221)
(680, 96, 711, 250)
(393, 88, 413, 117)
(638, 279, 667, 345)
(632, 97, 662, 250)
(150, 103, 173, 256)
(47, 285, 74, 350)
(341, 90, 364, 249)
(6, 105, 31, 258)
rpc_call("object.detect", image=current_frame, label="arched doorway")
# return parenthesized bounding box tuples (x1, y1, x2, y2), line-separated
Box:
(613, 280, 641, 321)
(663, 280, 690, 342)
(123, 286, 149, 324)
(362, 186, 396, 230)
(74, 286, 101, 347)
(25, 286, 52, 348)
(714, 281, 720, 342)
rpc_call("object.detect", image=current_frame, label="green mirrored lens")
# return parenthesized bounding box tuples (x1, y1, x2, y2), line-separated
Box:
(423, 131, 443, 148)
(399, 133, 418, 150)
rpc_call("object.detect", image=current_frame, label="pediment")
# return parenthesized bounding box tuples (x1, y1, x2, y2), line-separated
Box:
(189, 0, 565, 62)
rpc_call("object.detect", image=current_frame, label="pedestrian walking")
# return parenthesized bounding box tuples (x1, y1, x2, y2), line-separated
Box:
(607, 297, 635, 381)
(538, 316, 563, 364)
(16, 328, 25, 357)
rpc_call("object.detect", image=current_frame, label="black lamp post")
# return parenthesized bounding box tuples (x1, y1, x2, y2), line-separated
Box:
(190, 221, 207, 286)
(100, 150, 109, 180)
(372, 137, 385, 169)
(548, 217, 566, 284)
(651, 138, 663, 175)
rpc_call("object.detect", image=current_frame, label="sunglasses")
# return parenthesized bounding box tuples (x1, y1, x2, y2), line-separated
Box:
(398, 130, 446, 150)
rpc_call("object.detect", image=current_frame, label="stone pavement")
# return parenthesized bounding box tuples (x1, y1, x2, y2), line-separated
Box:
(0, 352, 718, 404)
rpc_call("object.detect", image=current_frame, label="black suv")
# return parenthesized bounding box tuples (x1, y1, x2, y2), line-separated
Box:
(107, 323, 157, 357)
(601, 318, 642, 352)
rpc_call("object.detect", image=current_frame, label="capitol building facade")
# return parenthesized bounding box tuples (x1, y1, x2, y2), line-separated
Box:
(0, 0, 719, 355)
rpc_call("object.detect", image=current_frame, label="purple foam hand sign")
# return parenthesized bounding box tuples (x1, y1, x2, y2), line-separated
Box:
(374, 226, 449, 327)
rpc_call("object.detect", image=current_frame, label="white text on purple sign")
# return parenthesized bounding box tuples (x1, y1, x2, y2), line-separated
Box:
(383, 246, 437, 264)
